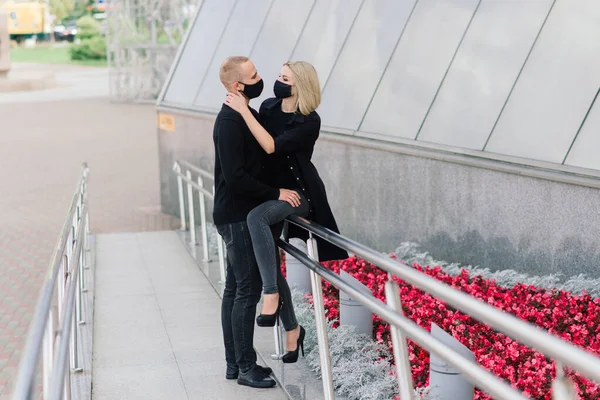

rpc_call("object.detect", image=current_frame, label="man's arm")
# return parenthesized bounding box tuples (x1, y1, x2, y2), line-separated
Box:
(216, 118, 280, 201)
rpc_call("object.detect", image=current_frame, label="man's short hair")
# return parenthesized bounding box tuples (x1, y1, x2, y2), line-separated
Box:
(219, 56, 248, 90)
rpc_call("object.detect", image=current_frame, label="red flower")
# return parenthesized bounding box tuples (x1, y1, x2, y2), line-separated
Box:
(309, 256, 600, 399)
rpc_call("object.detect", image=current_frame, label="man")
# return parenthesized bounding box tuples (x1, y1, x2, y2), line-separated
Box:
(213, 56, 300, 388)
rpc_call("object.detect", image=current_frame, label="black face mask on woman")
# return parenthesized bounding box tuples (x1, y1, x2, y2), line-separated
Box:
(240, 79, 264, 99)
(273, 80, 293, 99)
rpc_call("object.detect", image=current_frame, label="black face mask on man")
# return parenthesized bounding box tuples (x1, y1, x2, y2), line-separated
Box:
(273, 80, 293, 99)
(240, 79, 264, 99)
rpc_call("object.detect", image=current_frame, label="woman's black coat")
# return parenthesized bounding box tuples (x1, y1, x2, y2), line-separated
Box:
(259, 97, 348, 262)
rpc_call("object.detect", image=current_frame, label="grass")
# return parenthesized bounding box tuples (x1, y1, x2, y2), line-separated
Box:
(10, 45, 107, 67)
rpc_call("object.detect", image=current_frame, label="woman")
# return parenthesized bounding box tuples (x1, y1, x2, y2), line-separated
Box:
(226, 61, 348, 363)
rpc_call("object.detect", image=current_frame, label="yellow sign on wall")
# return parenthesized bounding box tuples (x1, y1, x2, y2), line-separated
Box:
(158, 113, 175, 132)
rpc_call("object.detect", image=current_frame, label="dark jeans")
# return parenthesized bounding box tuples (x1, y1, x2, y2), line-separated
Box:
(247, 191, 309, 331)
(217, 221, 262, 373)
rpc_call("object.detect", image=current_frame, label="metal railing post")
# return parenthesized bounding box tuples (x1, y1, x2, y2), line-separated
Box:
(271, 318, 285, 360)
(197, 176, 210, 262)
(42, 306, 55, 398)
(307, 234, 335, 400)
(70, 267, 82, 373)
(186, 169, 197, 245)
(213, 185, 226, 283)
(175, 163, 186, 231)
(77, 249, 85, 325)
(79, 243, 87, 292)
(552, 363, 577, 400)
(385, 274, 414, 399)
(64, 347, 72, 400)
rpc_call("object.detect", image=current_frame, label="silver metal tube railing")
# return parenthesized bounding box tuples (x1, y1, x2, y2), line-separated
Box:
(173, 161, 598, 400)
(173, 161, 226, 282)
(13, 164, 90, 400)
(286, 215, 600, 385)
(279, 240, 526, 400)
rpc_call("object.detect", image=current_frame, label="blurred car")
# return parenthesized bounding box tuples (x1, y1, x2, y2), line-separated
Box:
(54, 22, 77, 42)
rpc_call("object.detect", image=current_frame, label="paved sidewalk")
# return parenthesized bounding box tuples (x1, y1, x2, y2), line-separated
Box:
(0, 64, 178, 398)
(93, 231, 287, 400)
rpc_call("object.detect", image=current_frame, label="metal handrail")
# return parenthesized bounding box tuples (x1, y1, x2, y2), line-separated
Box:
(286, 215, 600, 383)
(279, 240, 526, 400)
(173, 161, 596, 400)
(12, 164, 90, 400)
(173, 161, 225, 281)
(178, 160, 214, 181)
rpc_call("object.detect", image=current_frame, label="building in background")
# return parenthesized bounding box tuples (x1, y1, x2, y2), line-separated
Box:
(156, 0, 600, 277)
(105, 0, 197, 102)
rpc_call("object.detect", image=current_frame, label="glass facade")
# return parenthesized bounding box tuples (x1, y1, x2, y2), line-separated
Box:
(318, 0, 416, 131)
(417, 0, 552, 150)
(192, 0, 274, 111)
(163, 0, 236, 106)
(160, 0, 600, 174)
(485, 0, 600, 164)
(564, 96, 600, 171)
(246, 0, 315, 107)
(290, 0, 362, 88)
(360, 0, 479, 139)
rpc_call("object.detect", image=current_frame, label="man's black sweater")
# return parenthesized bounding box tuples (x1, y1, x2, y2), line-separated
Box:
(212, 104, 280, 225)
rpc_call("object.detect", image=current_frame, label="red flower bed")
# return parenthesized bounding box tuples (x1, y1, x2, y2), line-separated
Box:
(293, 255, 600, 399)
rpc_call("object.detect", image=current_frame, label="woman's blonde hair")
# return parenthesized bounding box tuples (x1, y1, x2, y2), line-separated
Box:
(285, 61, 321, 115)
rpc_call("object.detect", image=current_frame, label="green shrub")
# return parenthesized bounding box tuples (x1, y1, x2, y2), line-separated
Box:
(75, 15, 102, 40)
(70, 36, 106, 60)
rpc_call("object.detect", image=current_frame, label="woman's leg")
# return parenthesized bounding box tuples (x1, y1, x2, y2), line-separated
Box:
(247, 192, 308, 314)
(271, 225, 302, 351)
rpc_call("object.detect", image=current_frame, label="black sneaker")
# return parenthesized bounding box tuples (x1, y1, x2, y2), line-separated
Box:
(237, 366, 276, 388)
(225, 364, 239, 380)
(226, 364, 272, 380)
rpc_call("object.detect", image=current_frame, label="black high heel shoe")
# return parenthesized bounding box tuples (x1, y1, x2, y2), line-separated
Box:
(282, 325, 305, 364)
(256, 297, 283, 327)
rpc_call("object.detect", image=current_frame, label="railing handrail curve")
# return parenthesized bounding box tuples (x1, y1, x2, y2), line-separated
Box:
(286, 215, 600, 383)
(177, 160, 214, 180)
(12, 164, 89, 400)
(279, 240, 527, 400)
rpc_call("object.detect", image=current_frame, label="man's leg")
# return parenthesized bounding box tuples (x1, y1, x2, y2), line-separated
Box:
(228, 221, 261, 371)
(217, 225, 237, 376)
(226, 221, 275, 388)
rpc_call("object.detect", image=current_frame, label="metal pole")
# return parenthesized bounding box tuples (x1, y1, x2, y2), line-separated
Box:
(63, 350, 72, 400)
(186, 169, 196, 245)
(79, 242, 86, 291)
(42, 307, 55, 398)
(307, 235, 335, 400)
(212, 184, 227, 283)
(84, 211, 91, 270)
(77, 249, 85, 325)
(385, 275, 414, 399)
(552, 363, 577, 400)
(271, 318, 285, 360)
(70, 272, 82, 373)
(197, 177, 210, 262)
(175, 163, 186, 231)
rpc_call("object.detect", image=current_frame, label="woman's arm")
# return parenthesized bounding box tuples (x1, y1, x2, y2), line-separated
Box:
(225, 92, 275, 154)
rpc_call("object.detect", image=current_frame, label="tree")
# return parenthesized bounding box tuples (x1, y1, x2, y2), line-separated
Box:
(49, 0, 75, 23)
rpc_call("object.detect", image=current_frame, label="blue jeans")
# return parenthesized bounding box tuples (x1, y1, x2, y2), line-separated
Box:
(217, 221, 262, 373)
(246, 191, 309, 331)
